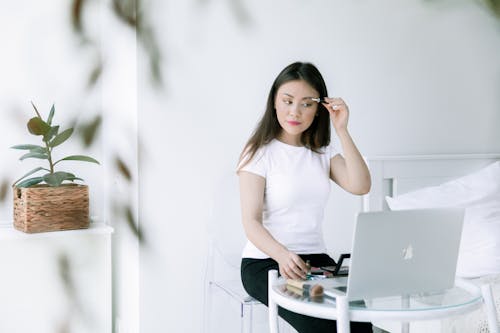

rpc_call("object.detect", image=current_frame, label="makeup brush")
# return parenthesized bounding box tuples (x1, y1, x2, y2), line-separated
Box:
(286, 279, 324, 297)
(310, 97, 328, 103)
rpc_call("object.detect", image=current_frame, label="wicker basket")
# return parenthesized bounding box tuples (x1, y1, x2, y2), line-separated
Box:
(13, 184, 89, 233)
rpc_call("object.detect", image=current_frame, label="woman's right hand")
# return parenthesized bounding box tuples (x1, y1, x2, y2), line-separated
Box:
(277, 250, 308, 280)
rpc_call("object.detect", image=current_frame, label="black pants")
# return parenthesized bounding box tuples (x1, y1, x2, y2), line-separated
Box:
(241, 254, 373, 333)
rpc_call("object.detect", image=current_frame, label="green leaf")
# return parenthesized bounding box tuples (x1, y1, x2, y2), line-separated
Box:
(43, 172, 75, 187)
(19, 152, 48, 161)
(12, 167, 48, 186)
(43, 125, 59, 142)
(27, 117, 51, 136)
(47, 104, 55, 125)
(29, 147, 47, 154)
(54, 155, 100, 165)
(49, 128, 73, 148)
(16, 177, 44, 188)
(68, 177, 84, 182)
(11, 144, 45, 150)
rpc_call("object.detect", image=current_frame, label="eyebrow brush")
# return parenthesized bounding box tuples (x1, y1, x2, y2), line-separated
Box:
(310, 97, 328, 103)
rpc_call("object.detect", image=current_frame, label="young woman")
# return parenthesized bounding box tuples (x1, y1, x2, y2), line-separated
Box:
(237, 62, 372, 332)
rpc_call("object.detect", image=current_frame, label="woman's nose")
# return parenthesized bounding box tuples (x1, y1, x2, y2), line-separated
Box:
(289, 104, 301, 117)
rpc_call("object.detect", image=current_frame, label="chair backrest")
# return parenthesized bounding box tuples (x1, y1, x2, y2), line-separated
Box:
(206, 171, 247, 281)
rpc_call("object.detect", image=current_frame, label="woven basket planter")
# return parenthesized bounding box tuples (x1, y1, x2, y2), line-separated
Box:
(13, 184, 89, 233)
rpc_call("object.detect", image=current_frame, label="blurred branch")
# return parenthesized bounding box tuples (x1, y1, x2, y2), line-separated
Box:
(483, 0, 500, 18)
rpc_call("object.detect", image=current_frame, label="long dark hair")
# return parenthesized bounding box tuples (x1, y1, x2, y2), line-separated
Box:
(238, 62, 331, 170)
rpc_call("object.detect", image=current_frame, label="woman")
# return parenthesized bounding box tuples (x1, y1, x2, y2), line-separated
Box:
(237, 62, 372, 332)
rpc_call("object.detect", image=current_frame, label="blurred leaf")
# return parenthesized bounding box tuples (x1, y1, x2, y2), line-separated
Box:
(87, 59, 102, 88)
(115, 156, 132, 181)
(0, 180, 8, 202)
(12, 167, 48, 186)
(485, 0, 500, 17)
(47, 104, 55, 125)
(27, 117, 51, 136)
(112, 0, 137, 27)
(16, 177, 44, 188)
(71, 0, 85, 34)
(124, 205, 144, 243)
(79, 115, 102, 147)
(11, 144, 44, 150)
(54, 155, 100, 165)
(43, 172, 76, 186)
(19, 152, 48, 161)
(137, 25, 163, 87)
(44, 125, 60, 142)
(227, 0, 252, 26)
(49, 128, 74, 148)
(57, 252, 77, 300)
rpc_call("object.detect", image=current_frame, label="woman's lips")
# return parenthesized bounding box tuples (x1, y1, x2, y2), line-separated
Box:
(287, 121, 301, 126)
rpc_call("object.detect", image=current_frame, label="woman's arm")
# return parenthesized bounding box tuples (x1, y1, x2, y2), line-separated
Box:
(323, 97, 371, 195)
(239, 171, 307, 279)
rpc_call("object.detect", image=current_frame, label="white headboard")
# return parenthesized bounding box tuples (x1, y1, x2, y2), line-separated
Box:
(363, 154, 500, 212)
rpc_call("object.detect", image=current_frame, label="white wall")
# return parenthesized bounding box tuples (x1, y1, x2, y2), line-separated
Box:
(138, 1, 500, 332)
(2, 1, 500, 332)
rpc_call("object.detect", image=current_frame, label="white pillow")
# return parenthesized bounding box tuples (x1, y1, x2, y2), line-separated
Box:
(385, 161, 500, 278)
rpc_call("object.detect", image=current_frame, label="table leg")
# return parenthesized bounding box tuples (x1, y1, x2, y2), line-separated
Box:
(401, 295, 410, 333)
(336, 296, 350, 333)
(481, 284, 499, 333)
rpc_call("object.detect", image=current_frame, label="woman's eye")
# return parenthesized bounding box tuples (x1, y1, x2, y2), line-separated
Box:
(301, 103, 313, 108)
(283, 100, 292, 105)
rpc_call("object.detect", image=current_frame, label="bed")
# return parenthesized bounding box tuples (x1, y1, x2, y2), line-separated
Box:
(363, 154, 500, 333)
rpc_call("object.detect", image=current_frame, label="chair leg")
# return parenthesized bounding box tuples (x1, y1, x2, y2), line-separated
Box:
(481, 283, 499, 333)
(268, 270, 280, 333)
(241, 302, 254, 333)
(203, 281, 213, 333)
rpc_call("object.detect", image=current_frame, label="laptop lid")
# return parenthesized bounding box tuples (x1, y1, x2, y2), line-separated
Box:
(346, 208, 464, 300)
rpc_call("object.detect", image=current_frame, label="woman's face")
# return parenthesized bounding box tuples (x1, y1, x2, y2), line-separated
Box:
(274, 80, 320, 146)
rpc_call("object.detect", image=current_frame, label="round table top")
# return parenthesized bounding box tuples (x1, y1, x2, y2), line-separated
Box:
(271, 277, 483, 322)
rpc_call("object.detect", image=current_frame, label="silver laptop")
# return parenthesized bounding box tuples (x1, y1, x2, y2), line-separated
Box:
(325, 208, 465, 300)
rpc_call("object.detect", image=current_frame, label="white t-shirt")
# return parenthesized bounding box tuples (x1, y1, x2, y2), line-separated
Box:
(240, 139, 340, 259)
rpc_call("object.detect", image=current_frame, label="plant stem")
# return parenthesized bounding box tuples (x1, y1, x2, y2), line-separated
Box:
(44, 141, 54, 174)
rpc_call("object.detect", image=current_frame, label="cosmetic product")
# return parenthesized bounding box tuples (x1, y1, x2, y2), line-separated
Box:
(286, 279, 324, 297)
(310, 97, 327, 103)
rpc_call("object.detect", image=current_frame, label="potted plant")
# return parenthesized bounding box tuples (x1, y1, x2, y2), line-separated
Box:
(10, 102, 99, 233)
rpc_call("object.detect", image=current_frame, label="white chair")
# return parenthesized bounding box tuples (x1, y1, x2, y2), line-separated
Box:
(203, 171, 297, 333)
(203, 171, 265, 333)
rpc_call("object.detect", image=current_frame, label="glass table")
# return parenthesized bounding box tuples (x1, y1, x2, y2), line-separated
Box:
(268, 270, 496, 333)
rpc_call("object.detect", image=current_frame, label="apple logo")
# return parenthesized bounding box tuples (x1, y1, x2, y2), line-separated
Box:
(402, 244, 414, 260)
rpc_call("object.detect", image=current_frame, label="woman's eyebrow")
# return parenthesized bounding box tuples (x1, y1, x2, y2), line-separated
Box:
(282, 93, 317, 100)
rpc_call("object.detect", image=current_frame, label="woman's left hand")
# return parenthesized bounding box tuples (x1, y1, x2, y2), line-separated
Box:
(322, 97, 349, 132)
